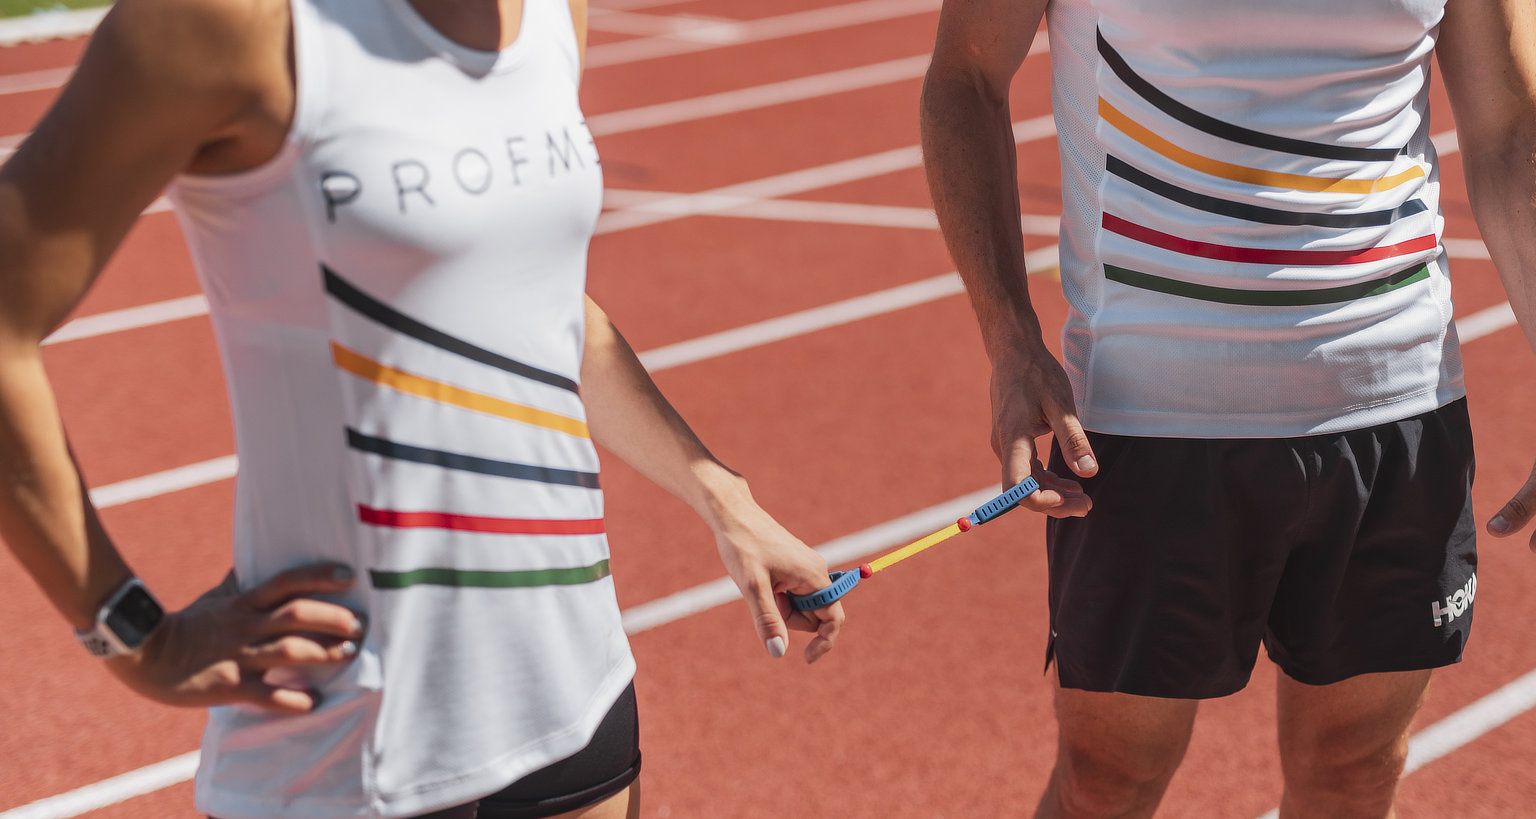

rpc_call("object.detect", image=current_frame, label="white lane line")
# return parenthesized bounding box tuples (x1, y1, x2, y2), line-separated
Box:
(638, 246, 1060, 372)
(1433, 129, 1461, 157)
(0, 752, 201, 819)
(1252, 668, 1536, 819)
(1403, 667, 1536, 772)
(589, 54, 930, 135)
(1457, 301, 1516, 343)
(591, 0, 692, 11)
(0, 484, 1004, 819)
(0, 7, 108, 47)
(587, 11, 742, 39)
(89, 456, 239, 510)
(622, 485, 1001, 633)
(589, 38, 1047, 136)
(596, 113, 1059, 234)
(0, 66, 71, 97)
(603, 188, 1064, 234)
(0, 131, 25, 161)
(586, 0, 938, 69)
(1443, 237, 1490, 260)
(43, 295, 209, 347)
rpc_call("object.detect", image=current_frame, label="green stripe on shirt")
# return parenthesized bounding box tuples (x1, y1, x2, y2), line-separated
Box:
(370, 560, 612, 589)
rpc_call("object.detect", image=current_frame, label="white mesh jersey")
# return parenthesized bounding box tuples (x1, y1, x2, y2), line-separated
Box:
(1046, 0, 1465, 437)
(168, 0, 634, 816)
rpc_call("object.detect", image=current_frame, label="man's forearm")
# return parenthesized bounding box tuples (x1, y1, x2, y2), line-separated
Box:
(1462, 120, 1536, 354)
(919, 67, 1047, 359)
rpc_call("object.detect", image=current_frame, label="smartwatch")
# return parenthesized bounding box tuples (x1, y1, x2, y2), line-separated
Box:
(74, 577, 165, 658)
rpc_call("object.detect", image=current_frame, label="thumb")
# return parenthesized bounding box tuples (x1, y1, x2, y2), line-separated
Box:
(1488, 461, 1536, 540)
(1050, 411, 1098, 478)
(740, 571, 790, 658)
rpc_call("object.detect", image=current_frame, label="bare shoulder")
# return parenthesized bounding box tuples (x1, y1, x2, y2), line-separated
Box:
(69, 0, 295, 173)
(91, 0, 290, 101)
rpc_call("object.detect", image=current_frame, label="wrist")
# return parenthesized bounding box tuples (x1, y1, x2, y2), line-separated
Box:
(684, 461, 756, 535)
(75, 576, 165, 658)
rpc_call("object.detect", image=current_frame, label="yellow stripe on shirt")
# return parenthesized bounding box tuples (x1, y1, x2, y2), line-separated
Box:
(331, 343, 590, 438)
(1099, 98, 1424, 194)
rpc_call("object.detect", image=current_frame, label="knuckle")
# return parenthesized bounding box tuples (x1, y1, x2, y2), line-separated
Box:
(754, 610, 782, 633)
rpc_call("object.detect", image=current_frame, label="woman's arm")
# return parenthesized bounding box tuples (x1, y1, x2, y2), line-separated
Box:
(0, 0, 362, 711)
(579, 298, 843, 662)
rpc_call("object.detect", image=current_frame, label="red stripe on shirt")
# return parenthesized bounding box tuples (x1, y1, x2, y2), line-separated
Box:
(1103, 213, 1436, 265)
(358, 504, 605, 535)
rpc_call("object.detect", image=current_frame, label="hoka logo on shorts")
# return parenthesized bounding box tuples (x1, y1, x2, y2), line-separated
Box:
(1431, 574, 1477, 627)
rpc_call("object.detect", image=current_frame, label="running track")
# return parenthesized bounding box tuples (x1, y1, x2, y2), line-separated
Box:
(2, 2, 1536, 816)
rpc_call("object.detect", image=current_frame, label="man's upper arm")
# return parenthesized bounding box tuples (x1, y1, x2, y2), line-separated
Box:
(1436, 0, 1536, 154)
(927, 0, 1050, 102)
(0, 0, 268, 342)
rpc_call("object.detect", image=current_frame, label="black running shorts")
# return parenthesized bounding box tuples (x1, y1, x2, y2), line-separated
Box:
(1044, 399, 1477, 699)
(213, 682, 643, 819)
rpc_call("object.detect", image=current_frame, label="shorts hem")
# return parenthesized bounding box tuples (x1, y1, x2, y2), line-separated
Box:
(1271, 651, 1466, 688)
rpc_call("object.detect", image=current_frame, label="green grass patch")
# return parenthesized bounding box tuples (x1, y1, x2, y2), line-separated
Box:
(0, 0, 111, 19)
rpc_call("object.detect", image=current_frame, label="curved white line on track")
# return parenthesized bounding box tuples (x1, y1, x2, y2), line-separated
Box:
(0, 66, 71, 96)
(584, 0, 940, 69)
(0, 753, 200, 819)
(43, 295, 209, 347)
(1253, 668, 1536, 819)
(0, 7, 107, 46)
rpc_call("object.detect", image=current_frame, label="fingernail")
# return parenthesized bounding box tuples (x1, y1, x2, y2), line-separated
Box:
(338, 640, 358, 658)
(331, 565, 355, 582)
(1491, 515, 1511, 534)
(351, 612, 368, 637)
(765, 636, 787, 658)
(1075, 455, 1098, 473)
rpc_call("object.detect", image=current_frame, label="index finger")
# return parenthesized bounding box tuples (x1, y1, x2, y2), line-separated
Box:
(241, 563, 358, 611)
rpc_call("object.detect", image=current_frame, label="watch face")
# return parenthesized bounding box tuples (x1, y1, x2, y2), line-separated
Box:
(104, 584, 165, 649)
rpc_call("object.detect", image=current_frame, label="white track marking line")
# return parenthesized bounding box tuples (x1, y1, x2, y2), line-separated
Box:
(588, 54, 930, 135)
(0, 7, 108, 47)
(1252, 669, 1536, 819)
(587, 39, 1047, 137)
(42, 295, 209, 346)
(595, 113, 1058, 234)
(603, 188, 1063, 234)
(1443, 237, 1490, 260)
(88, 456, 239, 510)
(1433, 129, 1460, 157)
(636, 250, 1065, 371)
(591, 0, 694, 12)
(587, 10, 742, 39)
(0, 66, 71, 97)
(585, 0, 939, 68)
(1457, 301, 1516, 343)
(0, 752, 201, 819)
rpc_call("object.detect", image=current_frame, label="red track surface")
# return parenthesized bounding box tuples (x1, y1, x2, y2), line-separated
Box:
(2, 2, 1536, 817)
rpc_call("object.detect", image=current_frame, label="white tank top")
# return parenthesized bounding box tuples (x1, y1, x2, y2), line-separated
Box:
(168, 0, 634, 816)
(1047, 0, 1465, 437)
